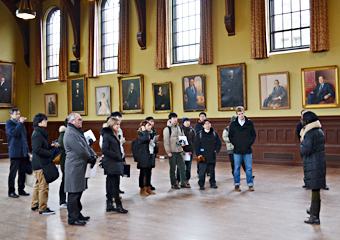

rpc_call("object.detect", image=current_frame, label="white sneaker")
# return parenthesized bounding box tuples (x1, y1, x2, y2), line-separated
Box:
(60, 203, 67, 208)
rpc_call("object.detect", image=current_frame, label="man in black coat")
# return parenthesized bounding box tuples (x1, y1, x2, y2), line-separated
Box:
(5, 108, 30, 198)
(229, 106, 256, 192)
(195, 119, 221, 190)
(194, 112, 207, 133)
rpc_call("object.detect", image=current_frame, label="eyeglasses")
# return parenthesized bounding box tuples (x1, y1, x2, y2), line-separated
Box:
(76, 118, 83, 122)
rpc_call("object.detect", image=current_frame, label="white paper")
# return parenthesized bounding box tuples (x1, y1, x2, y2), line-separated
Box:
(85, 163, 97, 178)
(153, 135, 160, 143)
(84, 130, 97, 145)
(183, 152, 191, 161)
(178, 136, 189, 145)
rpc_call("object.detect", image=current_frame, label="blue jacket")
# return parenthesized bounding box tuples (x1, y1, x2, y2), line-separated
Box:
(5, 119, 29, 159)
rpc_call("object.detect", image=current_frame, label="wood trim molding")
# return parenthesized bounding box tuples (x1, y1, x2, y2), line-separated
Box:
(134, 0, 146, 50)
(224, 0, 235, 36)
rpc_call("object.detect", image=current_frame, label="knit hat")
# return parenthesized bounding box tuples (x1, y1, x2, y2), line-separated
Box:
(182, 117, 190, 125)
(303, 111, 319, 125)
(33, 113, 47, 127)
(168, 112, 178, 119)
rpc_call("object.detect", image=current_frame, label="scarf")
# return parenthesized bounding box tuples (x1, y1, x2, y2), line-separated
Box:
(300, 120, 322, 141)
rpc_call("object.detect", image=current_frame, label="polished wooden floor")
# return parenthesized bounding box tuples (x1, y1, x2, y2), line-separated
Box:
(0, 158, 339, 240)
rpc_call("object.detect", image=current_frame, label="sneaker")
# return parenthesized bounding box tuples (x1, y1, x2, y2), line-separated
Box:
(60, 203, 67, 208)
(39, 208, 55, 215)
(249, 186, 255, 191)
(171, 185, 180, 189)
(235, 185, 241, 192)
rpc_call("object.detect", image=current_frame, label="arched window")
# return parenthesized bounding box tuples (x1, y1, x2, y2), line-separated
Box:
(46, 8, 60, 80)
(101, 0, 120, 73)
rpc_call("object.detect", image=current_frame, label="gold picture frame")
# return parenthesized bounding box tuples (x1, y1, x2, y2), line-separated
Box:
(259, 71, 290, 110)
(0, 61, 16, 108)
(301, 65, 339, 109)
(67, 74, 87, 115)
(152, 82, 172, 113)
(118, 74, 144, 114)
(182, 74, 207, 112)
(217, 63, 247, 111)
(44, 93, 58, 117)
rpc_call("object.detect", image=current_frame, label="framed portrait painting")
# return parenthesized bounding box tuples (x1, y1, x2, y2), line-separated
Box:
(259, 72, 290, 110)
(67, 74, 87, 115)
(44, 93, 57, 117)
(152, 82, 172, 113)
(95, 86, 111, 116)
(0, 61, 16, 108)
(301, 65, 339, 109)
(118, 74, 144, 114)
(217, 63, 247, 111)
(182, 75, 206, 112)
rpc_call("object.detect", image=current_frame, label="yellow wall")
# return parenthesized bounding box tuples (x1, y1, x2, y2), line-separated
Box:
(26, 0, 340, 122)
(0, 1, 30, 122)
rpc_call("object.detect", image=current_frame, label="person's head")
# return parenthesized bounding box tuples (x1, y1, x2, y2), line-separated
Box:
(189, 78, 195, 87)
(301, 109, 308, 118)
(168, 112, 178, 124)
(107, 117, 120, 132)
(274, 80, 279, 87)
(318, 75, 325, 85)
(158, 86, 162, 93)
(33, 113, 48, 128)
(1, 77, 5, 82)
(130, 83, 134, 90)
(76, 83, 79, 88)
(229, 70, 234, 77)
(202, 119, 211, 130)
(140, 120, 152, 131)
(49, 97, 53, 102)
(199, 112, 207, 121)
(182, 117, 191, 127)
(146, 116, 155, 127)
(64, 118, 68, 127)
(68, 113, 83, 128)
(9, 108, 20, 120)
(302, 111, 319, 126)
(110, 111, 122, 123)
(102, 92, 105, 98)
(235, 106, 245, 120)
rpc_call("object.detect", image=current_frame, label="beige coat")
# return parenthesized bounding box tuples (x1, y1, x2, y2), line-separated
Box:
(163, 120, 185, 154)
(222, 128, 234, 154)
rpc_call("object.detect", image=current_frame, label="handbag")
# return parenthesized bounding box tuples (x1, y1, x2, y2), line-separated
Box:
(196, 155, 205, 162)
(42, 162, 59, 183)
(25, 172, 36, 187)
(26, 159, 33, 174)
(123, 164, 130, 178)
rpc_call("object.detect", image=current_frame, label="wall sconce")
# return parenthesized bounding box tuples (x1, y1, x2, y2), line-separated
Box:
(16, 0, 36, 20)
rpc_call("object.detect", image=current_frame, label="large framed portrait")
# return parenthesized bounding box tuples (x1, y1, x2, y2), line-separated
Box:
(259, 72, 290, 110)
(152, 82, 172, 113)
(301, 65, 339, 109)
(217, 63, 246, 111)
(95, 86, 111, 116)
(67, 74, 87, 115)
(182, 74, 206, 112)
(44, 93, 58, 117)
(0, 61, 16, 108)
(118, 74, 144, 114)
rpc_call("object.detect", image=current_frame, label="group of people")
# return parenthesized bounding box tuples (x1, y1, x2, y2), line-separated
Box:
(5, 105, 326, 226)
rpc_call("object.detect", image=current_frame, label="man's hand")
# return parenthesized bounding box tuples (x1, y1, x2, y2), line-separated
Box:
(189, 152, 192, 155)
(19, 117, 25, 123)
(324, 94, 330, 100)
(168, 153, 172, 158)
(181, 141, 185, 147)
(198, 155, 203, 158)
(310, 91, 314, 94)
(161, 104, 165, 108)
(272, 97, 279, 100)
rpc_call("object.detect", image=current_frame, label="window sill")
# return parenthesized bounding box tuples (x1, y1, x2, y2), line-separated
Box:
(42, 79, 58, 83)
(170, 61, 198, 68)
(99, 71, 117, 76)
(269, 47, 310, 56)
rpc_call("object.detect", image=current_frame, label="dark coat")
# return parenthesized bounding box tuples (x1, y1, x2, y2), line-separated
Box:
(102, 128, 124, 175)
(31, 127, 53, 170)
(182, 125, 196, 153)
(195, 128, 222, 164)
(58, 126, 67, 173)
(194, 119, 203, 133)
(300, 122, 326, 190)
(229, 117, 256, 154)
(137, 130, 154, 169)
(5, 119, 29, 159)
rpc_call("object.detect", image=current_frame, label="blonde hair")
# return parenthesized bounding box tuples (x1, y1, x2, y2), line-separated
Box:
(235, 106, 244, 113)
(107, 117, 120, 138)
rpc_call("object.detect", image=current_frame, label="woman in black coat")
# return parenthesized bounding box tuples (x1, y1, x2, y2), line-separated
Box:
(138, 120, 156, 196)
(300, 111, 326, 225)
(102, 117, 128, 214)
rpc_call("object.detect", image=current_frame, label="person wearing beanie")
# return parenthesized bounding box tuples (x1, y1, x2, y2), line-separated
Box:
(176, 117, 195, 186)
(145, 116, 158, 190)
(31, 113, 58, 214)
(163, 112, 190, 189)
(300, 111, 326, 225)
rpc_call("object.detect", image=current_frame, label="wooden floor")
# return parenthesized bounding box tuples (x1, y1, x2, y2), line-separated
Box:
(0, 158, 339, 240)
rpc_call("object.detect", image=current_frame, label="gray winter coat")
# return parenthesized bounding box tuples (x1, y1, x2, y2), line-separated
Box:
(64, 124, 96, 193)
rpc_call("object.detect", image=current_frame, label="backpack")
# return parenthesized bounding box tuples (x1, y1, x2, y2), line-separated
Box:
(167, 126, 183, 137)
(131, 140, 139, 162)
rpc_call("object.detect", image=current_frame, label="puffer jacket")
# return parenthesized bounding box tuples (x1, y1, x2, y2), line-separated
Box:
(222, 126, 234, 154)
(137, 130, 153, 169)
(182, 125, 196, 153)
(195, 128, 222, 164)
(163, 120, 185, 154)
(102, 127, 124, 175)
(300, 120, 326, 190)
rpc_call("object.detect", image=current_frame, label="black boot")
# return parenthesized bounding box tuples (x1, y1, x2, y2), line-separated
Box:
(306, 200, 312, 215)
(106, 200, 116, 212)
(304, 200, 320, 225)
(116, 204, 128, 214)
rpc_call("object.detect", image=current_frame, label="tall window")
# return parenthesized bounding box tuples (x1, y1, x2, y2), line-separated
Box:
(101, 0, 120, 73)
(46, 8, 60, 80)
(172, 0, 200, 64)
(269, 0, 310, 52)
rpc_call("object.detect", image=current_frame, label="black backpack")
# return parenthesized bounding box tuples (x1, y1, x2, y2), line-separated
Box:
(131, 140, 139, 162)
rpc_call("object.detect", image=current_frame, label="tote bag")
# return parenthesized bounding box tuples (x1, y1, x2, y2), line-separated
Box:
(42, 162, 59, 183)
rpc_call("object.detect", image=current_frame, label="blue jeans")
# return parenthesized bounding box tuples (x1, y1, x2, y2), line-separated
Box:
(233, 153, 253, 186)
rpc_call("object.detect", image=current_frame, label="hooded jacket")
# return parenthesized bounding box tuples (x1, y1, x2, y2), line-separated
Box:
(163, 120, 185, 154)
(194, 119, 204, 133)
(195, 127, 222, 164)
(58, 125, 67, 172)
(137, 129, 154, 169)
(102, 127, 124, 175)
(229, 116, 256, 154)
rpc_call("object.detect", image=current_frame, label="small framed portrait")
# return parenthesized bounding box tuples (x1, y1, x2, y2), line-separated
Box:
(67, 74, 87, 115)
(0, 61, 16, 108)
(152, 82, 172, 113)
(301, 65, 339, 109)
(259, 72, 290, 110)
(182, 74, 206, 112)
(44, 93, 58, 117)
(95, 86, 111, 116)
(217, 63, 247, 111)
(118, 74, 144, 114)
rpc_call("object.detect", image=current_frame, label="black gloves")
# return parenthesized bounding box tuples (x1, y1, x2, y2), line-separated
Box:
(88, 139, 94, 146)
(89, 155, 98, 168)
